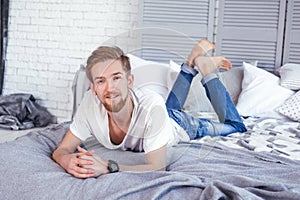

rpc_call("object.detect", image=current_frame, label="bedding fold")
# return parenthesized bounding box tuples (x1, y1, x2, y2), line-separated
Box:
(0, 122, 299, 200)
(0, 93, 56, 130)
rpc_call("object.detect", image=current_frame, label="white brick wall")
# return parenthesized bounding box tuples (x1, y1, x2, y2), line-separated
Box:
(4, 0, 139, 122)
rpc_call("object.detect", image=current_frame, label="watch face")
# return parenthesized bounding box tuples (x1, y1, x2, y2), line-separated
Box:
(108, 160, 119, 173)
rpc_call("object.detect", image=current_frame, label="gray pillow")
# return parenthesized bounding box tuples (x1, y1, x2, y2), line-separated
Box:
(71, 65, 90, 119)
(168, 67, 244, 118)
(219, 67, 244, 105)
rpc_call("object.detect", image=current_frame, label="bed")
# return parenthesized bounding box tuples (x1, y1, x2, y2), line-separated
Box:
(1, 55, 300, 200)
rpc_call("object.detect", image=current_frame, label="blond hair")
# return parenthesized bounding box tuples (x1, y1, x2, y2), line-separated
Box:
(86, 46, 131, 82)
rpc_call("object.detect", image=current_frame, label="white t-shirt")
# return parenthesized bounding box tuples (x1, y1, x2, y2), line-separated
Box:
(70, 88, 189, 154)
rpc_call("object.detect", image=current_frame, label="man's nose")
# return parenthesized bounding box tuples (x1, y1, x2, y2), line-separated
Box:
(105, 79, 116, 91)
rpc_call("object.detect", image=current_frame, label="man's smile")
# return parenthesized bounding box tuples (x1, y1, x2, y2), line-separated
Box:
(104, 93, 120, 100)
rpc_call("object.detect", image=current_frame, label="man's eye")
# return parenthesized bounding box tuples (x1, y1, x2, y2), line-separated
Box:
(113, 76, 121, 81)
(97, 80, 104, 84)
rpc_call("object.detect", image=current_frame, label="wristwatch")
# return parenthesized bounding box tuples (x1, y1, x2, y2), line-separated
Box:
(108, 160, 119, 173)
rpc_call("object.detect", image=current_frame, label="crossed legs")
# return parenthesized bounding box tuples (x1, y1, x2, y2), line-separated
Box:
(166, 40, 246, 139)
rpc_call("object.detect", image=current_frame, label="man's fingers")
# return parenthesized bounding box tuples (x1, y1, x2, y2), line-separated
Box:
(74, 156, 94, 165)
(77, 146, 94, 156)
(70, 166, 95, 178)
(77, 145, 87, 153)
(76, 152, 92, 158)
(75, 165, 94, 174)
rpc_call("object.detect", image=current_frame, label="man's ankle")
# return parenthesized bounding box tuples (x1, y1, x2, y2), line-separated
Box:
(181, 63, 198, 76)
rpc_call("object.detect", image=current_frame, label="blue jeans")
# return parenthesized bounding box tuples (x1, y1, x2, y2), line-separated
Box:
(166, 64, 246, 139)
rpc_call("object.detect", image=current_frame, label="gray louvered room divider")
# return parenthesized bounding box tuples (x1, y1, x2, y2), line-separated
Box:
(137, 0, 215, 65)
(138, 0, 300, 72)
(283, 0, 300, 64)
(216, 0, 287, 71)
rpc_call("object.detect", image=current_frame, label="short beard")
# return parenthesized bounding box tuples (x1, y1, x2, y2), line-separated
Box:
(103, 93, 129, 113)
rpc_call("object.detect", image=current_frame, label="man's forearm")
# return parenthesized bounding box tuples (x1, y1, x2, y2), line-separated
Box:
(119, 163, 166, 172)
(52, 130, 82, 165)
(52, 148, 73, 166)
(119, 145, 167, 172)
(80, 146, 167, 176)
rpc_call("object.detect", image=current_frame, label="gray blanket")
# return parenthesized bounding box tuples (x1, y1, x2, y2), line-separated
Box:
(0, 122, 300, 200)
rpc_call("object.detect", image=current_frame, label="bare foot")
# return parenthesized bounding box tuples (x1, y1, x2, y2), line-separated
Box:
(194, 56, 232, 77)
(186, 39, 216, 67)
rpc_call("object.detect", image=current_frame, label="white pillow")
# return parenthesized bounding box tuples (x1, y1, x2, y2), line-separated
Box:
(128, 54, 172, 99)
(236, 62, 294, 117)
(279, 63, 300, 90)
(127, 53, 168, 69)
(132, 63, 173, 100)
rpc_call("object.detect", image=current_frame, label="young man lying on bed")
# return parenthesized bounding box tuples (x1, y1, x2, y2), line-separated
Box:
(52, 41, 247, 178)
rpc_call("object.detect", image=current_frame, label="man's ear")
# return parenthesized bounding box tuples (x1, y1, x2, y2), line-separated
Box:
(128, 74, 134, 88)
(89, 82, 97, 95)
